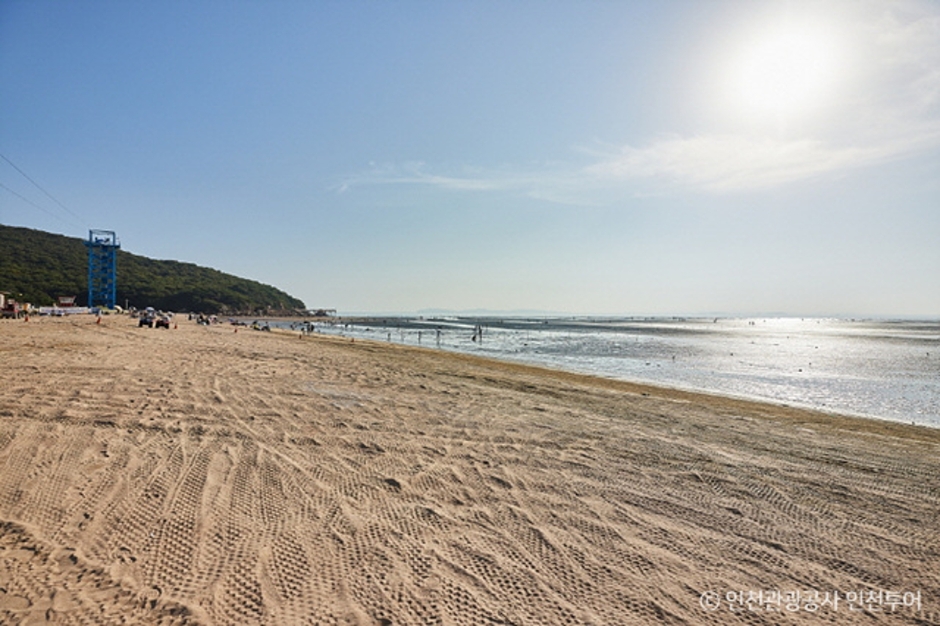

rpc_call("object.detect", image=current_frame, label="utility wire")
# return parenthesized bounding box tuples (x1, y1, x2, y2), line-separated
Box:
(0, 180, 75, 227)
(0, 152, 88, 228)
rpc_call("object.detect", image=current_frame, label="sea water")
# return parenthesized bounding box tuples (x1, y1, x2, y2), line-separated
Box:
(295, 317, 940, 428)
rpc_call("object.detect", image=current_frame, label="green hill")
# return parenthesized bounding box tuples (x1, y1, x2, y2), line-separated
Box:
(0, 224, 306, 314)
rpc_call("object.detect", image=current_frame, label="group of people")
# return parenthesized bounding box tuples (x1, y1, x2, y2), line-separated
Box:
(189, 313, 218, 326)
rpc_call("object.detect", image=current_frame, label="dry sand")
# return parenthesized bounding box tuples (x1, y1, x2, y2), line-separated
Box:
(0, 315, 937, 625)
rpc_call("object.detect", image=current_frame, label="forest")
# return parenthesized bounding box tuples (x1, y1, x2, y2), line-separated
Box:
(0, 224, 306, 314)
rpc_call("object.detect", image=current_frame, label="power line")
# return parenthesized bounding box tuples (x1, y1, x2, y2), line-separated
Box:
(0, 180, 75, 227)
(0, 152, 88, 228)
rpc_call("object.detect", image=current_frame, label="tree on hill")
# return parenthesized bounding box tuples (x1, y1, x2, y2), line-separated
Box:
(0, 224, 306, 314)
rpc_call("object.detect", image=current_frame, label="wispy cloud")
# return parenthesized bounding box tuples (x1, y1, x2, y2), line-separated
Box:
(342, 116, 936, 199)
(589, 0, 940, 192)
(335, 161, 516, 194)
(581, 133, 928, 193)
(340, 0, 940, 199)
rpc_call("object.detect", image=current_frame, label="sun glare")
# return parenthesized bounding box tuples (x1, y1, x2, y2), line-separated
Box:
(728, 21, 841, 124)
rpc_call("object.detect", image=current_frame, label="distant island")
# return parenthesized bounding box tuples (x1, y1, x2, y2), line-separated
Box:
(0, 224, 306, 315)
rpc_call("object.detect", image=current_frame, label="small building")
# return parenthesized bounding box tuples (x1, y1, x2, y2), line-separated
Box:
(57, 296, 77, 308)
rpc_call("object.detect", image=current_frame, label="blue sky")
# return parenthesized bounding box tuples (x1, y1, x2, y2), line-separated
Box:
(2, 0, 938, 316)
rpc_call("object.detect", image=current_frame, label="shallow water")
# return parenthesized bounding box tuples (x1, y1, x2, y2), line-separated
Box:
(292, 317, 940, 428)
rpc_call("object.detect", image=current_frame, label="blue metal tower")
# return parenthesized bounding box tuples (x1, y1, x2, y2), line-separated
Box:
(85, 230, 120, 309)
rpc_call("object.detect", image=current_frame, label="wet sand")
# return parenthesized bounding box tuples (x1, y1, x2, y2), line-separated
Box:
(0, 315, 937, 625)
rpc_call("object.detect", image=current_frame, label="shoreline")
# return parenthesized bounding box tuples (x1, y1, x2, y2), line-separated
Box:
(286, 326, 940, 439)
(1, 315, 938, 624)
(254, 315, 940, 434)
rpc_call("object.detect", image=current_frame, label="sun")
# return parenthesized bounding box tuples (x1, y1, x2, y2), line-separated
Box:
(727, 20, 841, 124)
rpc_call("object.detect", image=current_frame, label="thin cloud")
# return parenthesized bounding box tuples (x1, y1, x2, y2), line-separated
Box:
(586, 2, 940, 193)
(341, 0, 940, 199)
(584, 135, 904, 193)
(338, 162, 513, 193)
(342, 115, 936, 197)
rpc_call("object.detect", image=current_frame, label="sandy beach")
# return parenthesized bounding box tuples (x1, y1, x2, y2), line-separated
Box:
(0, 315, 937, 625)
